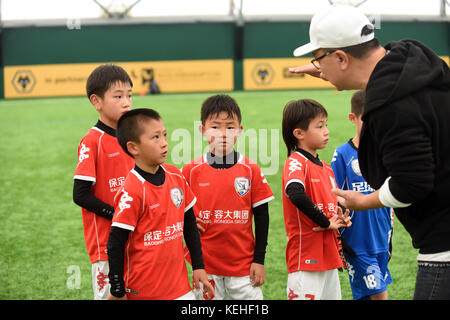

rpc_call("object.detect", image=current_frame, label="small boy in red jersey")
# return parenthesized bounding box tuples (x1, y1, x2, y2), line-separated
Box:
(73, 64, 135, 299)
(106, 108, 213, 300)
(182, 94, 274, 300)
(281, 99, 351, 300)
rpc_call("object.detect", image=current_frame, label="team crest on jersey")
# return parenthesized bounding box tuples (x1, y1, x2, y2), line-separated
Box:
(170, 188, 184, 208)
(351, 159, 362, 176)
(234, 177, 251, 196)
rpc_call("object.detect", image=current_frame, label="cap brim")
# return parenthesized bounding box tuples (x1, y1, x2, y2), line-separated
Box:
(293, 42, 319, 57)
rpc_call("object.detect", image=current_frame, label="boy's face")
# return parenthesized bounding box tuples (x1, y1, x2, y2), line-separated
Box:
(201, 111, 242, 156)
(294, 114, 329, 154)
(129, 119, 168, 170)
(90, 81, 132, 129)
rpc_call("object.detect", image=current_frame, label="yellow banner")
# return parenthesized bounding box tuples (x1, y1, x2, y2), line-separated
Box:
(244, 56, 450, 90)
(244, 57, 334, 90)
(3, 59, 234, 98)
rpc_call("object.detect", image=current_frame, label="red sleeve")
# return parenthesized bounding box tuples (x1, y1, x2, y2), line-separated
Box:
(183, 178, 197, 213)
(250, 164, 274, 208)
(74, 132, 98, 183)
(112, 181, 142, 231)
(282, 155, 306, 194)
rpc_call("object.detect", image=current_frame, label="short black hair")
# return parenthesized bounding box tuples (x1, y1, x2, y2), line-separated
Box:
(282, 99, 328, 156)
(340, 26, 380, 59)
(201, 94, 242, 124)
(117, 108, 161, 158)
(351, 90, 365, 116)
(86, 64, 133, 99)
(324, 26, 380, 59)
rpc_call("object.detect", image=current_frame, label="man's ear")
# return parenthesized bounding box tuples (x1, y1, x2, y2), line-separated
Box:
(293, 128, 304, 140)
(348, 112, 357, 124)
(335, 50, 350, 70)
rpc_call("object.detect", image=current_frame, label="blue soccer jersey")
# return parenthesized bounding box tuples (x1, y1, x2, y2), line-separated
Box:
(331, 139, 394, 255)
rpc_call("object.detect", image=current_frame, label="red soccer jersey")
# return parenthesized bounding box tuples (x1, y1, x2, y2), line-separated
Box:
(74, 125, 134, 264)
(182, 154, 274, 277)
(112, 164, 196, 300)
(282, 151, 343, 273)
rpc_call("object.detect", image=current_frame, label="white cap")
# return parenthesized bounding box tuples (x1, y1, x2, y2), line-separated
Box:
(293, 5, 374, 57)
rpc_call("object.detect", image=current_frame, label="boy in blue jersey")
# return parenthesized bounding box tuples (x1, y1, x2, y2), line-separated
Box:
(331, 90, 394, 300)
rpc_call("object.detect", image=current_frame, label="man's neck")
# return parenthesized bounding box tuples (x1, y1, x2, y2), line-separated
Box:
(353, 46, 387, 90)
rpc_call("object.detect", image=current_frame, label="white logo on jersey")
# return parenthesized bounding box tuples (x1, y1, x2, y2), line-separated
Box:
(288, 158, 302, 176)
(351, 159, 362, 176)
(170, 188, 184, 208)
(117, 190, 133, 215)
(331, 150, 338, 163)
(235, 177, 251, 196)
(78, 143, 90, 164)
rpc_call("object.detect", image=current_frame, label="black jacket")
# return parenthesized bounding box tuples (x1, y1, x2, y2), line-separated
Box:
(359, 39, 450, 254)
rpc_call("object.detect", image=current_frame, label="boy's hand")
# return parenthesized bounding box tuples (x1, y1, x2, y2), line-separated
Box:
(192, 269, 215, 300)
(313, 206, 351, 231)
(106, 293, 127, 300)
(196, 217, 206, 233)
(249, 263, 266, 287)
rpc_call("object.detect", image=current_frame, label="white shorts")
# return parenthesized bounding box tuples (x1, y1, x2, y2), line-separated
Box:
(175, 290, 196, 300)
(92, 260, 110, 300)
(195, 274, 263, 300)
(287, 269, 341, 300)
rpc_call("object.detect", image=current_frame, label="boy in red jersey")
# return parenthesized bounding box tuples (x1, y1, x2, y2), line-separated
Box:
(281, 99, 351, 300)
(73, 64, 135, 300)
(182, 94, 274, 300)
(107, 108, 213, 300)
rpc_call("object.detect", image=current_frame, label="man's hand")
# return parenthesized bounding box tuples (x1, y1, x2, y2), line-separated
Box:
(249, 263, 266, 287)
(289, 64, 327, 80)
(332, 188, 383, 211)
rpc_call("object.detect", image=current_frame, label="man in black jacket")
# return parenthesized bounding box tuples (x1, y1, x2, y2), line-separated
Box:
(290, 5, 450, 300)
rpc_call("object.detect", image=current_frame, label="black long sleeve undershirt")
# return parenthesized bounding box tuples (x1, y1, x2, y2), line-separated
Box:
(73, 179, 115, 220)
(72, 120, 118, 220)
(285, 182, 330, 228)
(252, 203, 269, 265)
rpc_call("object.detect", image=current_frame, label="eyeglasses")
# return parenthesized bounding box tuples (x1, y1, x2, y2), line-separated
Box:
(311, 50, 336, 69)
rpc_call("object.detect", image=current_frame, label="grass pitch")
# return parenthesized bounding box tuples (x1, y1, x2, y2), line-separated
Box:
(0, 89, 418, 300)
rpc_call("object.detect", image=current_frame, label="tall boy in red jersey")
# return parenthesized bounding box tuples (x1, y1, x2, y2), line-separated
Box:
(73, 64, 135, 299)
(107, 108, 213, 300)
(182, 94, 274, 300)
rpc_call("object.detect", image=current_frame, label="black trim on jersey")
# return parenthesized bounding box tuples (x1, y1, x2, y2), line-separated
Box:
(95, 120, 116, 137)
(347, 138, 358, 151)
(73, 179, 115, 220)
(134, 165, 165, 186)
(285, 182, 330, 228)
(295, 147, 323, 167)
(207, 150, 239, 169)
